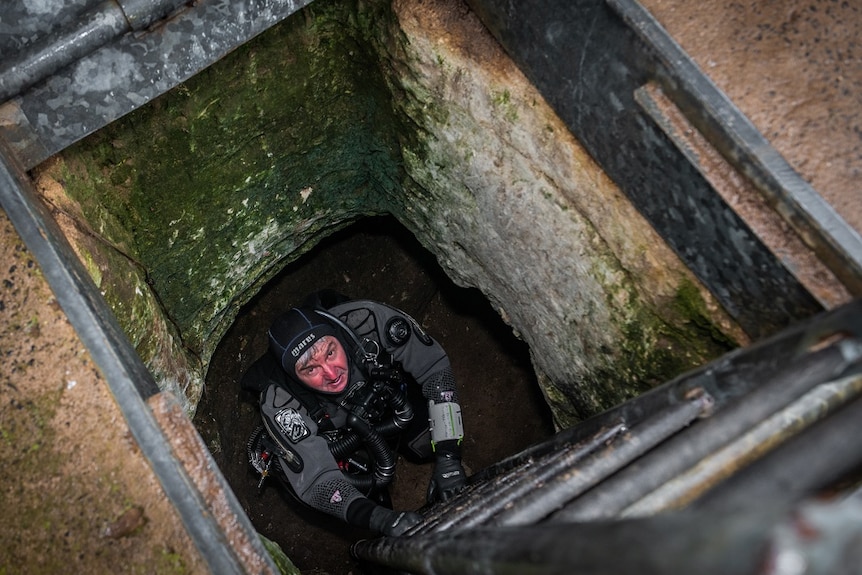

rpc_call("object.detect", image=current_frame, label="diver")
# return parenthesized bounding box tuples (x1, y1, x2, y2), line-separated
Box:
(242, 291, 467, 537)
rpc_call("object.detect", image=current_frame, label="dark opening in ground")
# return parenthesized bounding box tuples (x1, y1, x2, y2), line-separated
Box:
(194, 216, 555, 574)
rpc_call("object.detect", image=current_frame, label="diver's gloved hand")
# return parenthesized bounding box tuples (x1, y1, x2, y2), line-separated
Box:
(369, 507, 423, 537)
(427, 449, 466, 504)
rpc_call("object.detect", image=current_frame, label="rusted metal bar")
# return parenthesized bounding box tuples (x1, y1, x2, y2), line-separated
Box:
(354, 496, 862, 575)
(354, 302, 862, 573)
(489, 390, 713, 527)
(624, 369, 862, 517)
(694, 390, 862, 514)
(551, 334, 861, 522)
(414, 423, 627, 535)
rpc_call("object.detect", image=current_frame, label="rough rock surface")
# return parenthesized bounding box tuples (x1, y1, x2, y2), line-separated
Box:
(36, 0, 742, 429)
(380, 0, 744, 423)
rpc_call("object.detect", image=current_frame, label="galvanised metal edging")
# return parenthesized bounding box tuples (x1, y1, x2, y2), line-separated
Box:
(0, 0, 191, 103)
(0, 0, 315, 171)
(608, 0, 862, 306)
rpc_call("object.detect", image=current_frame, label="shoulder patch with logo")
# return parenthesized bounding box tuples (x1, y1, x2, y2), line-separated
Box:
(275, 407, 311, 443)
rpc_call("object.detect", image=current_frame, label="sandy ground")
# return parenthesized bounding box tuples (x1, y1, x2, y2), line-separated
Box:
(0, 209, 208, 574)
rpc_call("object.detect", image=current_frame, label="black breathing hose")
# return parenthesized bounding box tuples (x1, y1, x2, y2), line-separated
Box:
(341, 465, 375, 492)
(347, 413, 396, 488)
(375, 386, 415, 436)
(329, 430, 363, 460)
(324, 379, 415, 494)
(328, 385, 414, 458)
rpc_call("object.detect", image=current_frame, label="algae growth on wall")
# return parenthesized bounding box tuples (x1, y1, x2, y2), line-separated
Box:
(38, 0, 405, 409)
(36, 0, 743, 424)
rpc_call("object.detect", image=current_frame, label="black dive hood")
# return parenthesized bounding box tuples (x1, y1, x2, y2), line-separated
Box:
(267, 306, 368, 394)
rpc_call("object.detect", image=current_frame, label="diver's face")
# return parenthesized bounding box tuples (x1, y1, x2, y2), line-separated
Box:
(294, 336, 349, 394)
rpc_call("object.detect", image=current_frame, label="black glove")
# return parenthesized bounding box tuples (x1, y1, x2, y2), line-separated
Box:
(427, 452, 466, 504)
(368, 507, 423, 537)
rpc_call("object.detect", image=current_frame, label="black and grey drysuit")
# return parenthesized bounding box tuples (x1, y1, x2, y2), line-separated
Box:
(242, 298, 466, 536)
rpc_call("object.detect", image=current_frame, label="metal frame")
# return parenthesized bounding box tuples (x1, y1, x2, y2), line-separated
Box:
(354, 300, 862, 573)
